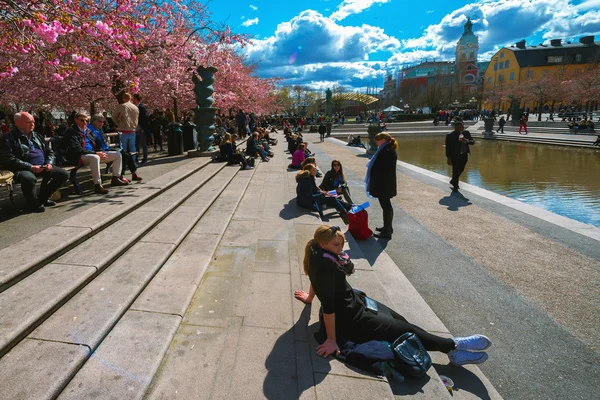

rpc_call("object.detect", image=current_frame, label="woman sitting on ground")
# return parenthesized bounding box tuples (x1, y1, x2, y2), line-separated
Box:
(294, 225, 492, 365)
(296, 164, 351, 223)
(319, 160, 353, 204)
(219, 133, 253, 170)
(289, 143, 307, 169)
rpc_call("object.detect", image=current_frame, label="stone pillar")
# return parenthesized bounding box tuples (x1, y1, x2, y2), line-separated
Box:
(367, 124, 380, 154)
(189, 65, 219, 156)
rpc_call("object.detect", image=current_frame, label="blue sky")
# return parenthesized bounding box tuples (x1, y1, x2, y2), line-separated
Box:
(207, 0, 600, 90)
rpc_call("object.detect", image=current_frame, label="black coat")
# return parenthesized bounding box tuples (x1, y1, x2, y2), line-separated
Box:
(138, 103, 152, 133)
(368, 144, 397, 199)
(64, 125, 98, 166)
(319, 170, 345, 191)
(296, 170, 320, 209)
(445, 130, 474, 159)
(0, 127, 55, 171)
(318, 124, 327, 134)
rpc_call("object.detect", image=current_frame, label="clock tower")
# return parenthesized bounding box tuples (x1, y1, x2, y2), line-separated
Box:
(455, 17, 479, 86)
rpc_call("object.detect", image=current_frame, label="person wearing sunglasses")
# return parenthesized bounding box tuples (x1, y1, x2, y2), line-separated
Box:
(64, 113, 129, 194)
(294, 225, 492, 366)
(319, 160, 353, 204)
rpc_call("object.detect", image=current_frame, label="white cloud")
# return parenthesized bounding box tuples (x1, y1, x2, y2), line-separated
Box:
(241, 18, 259, 27)
(330, 0, 391, 21)
(426, 10, 435, 14)
(249, 5, 258, 11)
(241, 15, 245, 20)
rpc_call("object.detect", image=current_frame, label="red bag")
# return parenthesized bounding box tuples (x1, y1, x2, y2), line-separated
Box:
(347, 209, 373, 240)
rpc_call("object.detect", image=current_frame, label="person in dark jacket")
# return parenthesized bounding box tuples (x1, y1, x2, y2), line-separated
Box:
(64, 113, 128, 194)
(132, 93, 151, 163)
(296, 164, 351, 223)
(0, 112, 69, 212)
(496, 116, 506, 134)
(219, 133, 253, 170)
(318, 122, 326, 142)
(293, 225, 492, 366)
(246, 132, 269, 161)
(319, 160, 352, 204)
(365, 132, 397, 239)
(445, 119, 474, 192)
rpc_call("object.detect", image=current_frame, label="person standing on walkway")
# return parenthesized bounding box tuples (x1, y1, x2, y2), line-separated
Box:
(113, 93, 139, 165)
(519, 114, 528, 135)
(446, 119, 474, 192)
(132, 93, 151, 163)
(497, 115, 506, 134)
(318, 122, 326, 142)
(365, 132, 397, 239)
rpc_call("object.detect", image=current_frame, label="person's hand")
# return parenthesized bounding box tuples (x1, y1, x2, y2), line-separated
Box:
(31, 165, 44, 174)
(294, 290, 312, 304)
(44, 164, 53, 172)
(446, 158, 452, 166)
(96, 152, 107, 161)
(316, 340, 340, 357)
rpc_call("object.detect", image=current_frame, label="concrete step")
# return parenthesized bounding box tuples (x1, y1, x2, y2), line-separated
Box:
(0, 162, 227, 358)
(0, 158, 214, 292)
(56, 170, 256, 400)
(0, 164, 251, 399)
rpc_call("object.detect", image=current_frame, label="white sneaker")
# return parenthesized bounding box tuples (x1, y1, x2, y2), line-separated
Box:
(453, 335, 492, 351)
(448, 350, 488, 366)
(244, 165, 254, 170)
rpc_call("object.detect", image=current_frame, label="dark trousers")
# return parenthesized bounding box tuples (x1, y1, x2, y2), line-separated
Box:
(228, 153, 247, 167)
(378, 197, 394, 233)
(315, 195, 350, 218)
(152, 129, 163, 151)
(450, 155, 468, 187)
(120, 149, 137, 174)
(14, 167, 69, 206)
(363, 300, 456, 353)
(136, 130, 148, 162)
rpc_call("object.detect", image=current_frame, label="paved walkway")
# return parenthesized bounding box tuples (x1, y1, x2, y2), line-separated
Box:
(310, 135, 600, 399)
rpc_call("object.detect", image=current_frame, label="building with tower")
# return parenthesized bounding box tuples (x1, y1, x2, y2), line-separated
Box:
(380, 16, 489, 109)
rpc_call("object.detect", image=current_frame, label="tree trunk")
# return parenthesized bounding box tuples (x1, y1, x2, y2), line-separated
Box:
(173, 97, 179, 122)
(90, 101, 96, 117)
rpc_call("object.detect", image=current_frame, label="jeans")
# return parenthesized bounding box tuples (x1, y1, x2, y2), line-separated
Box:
(80, 152, 122, 184)
(14, 167, 69, 207)
(120, 133, 136, 154)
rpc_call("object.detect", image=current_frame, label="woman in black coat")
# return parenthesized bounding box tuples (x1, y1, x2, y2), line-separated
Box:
(365, 132, 397, 239)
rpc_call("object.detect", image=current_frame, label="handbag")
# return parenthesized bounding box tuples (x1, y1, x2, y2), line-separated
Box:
(392, 332, 432, 379)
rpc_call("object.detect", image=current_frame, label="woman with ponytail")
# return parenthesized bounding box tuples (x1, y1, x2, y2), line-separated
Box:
(294, 225, 492, 365)
(364, 132, 398, 239)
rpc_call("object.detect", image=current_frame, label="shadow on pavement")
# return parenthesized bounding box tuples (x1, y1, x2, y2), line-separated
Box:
(439, 191, 472, 211)
(280, 199, 317, 220)
(264, 305, 327, 399)
(432, 363, 491, 400)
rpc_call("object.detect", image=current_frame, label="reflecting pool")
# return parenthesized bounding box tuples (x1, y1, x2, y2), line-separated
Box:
(380, 135, 600, 228)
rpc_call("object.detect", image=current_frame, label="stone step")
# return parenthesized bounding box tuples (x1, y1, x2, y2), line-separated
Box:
(0, 165, 249, 400)
(0, 162, 227, 358)
(0, 158, 213, 292)
(54, 170, 257, 399)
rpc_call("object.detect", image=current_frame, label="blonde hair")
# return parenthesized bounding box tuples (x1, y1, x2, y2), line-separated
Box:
(122, 93, 131, 102)
(374, 132, 398, 150)
(221, 133, 232, 144)
(301, 157, 316, 168)
(297, 143, 306, 151)
(302, 163, 315, 172)
(303, 225, 345, 275)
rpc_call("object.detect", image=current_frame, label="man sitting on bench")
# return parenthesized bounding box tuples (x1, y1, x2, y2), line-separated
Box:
(0, 112, 69, 212)
(64, 113, 129, 194)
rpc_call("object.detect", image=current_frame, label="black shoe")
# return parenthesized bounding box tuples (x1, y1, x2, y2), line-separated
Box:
(27, 204, 45, 213)
(374, 231, 392, 239)
(375, 226, 394, 234)
(43, 199, 57, 207)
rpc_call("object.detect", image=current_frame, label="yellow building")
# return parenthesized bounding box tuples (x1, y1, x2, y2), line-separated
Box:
(482, 36, 600, 111)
